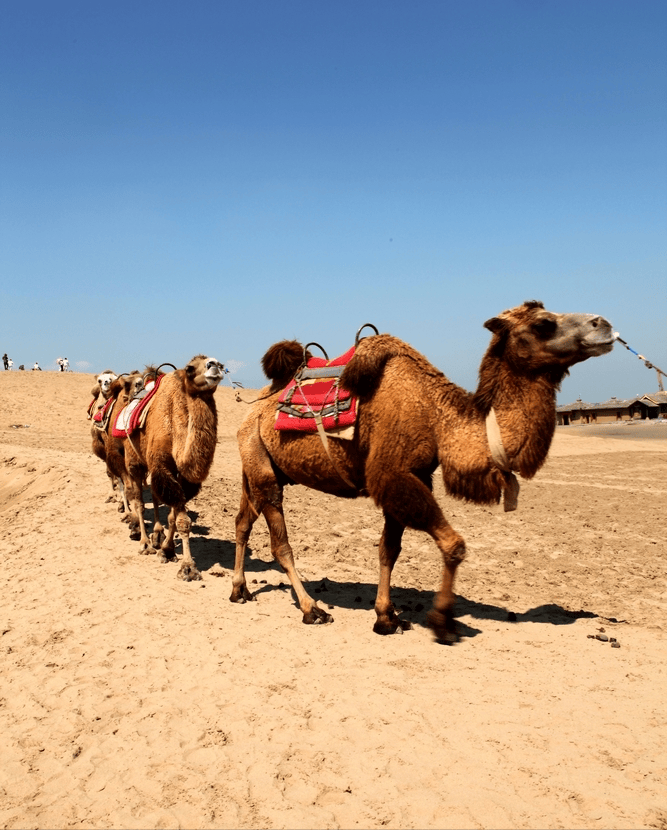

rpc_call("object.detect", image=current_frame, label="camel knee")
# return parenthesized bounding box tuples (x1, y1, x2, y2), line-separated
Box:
(445, 539, 466, 566)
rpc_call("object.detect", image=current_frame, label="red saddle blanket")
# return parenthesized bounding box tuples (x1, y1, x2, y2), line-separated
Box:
(90, 396, 114, 428)
(111, 376, 163, 437)
(274, 345, 357, 433)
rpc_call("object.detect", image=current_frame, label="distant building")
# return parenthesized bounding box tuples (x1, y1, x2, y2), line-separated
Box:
(556, 392, 667, 425)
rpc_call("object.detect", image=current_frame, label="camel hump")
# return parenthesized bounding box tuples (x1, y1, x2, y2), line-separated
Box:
(340, 334, 408, 398)
(261, 340, 309, 387)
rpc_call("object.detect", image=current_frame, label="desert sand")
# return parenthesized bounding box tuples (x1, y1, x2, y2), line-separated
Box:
(1, 369, 666, 830)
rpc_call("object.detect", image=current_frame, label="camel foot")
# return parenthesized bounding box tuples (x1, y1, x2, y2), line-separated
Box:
(150, 529, 165, 548)
(373, 617, 412, 635)
(229, 585, 254, 603)
(159, 548, 177, 563)
(372, 606, 413, 636)
(117, 502, 125, 513)
(139, 543, 158, 555)
(105, 495, 116, 503)
(302, 606, 334, 625)
(177, 563, 202, 582)
(129, 528, 141, 541)
(426, 608, 459, 645)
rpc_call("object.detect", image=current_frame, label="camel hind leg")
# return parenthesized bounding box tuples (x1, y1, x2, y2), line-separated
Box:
(262, 501, 333, 625)
(373, 513, 412, 635)
(231, 471, 332, 625)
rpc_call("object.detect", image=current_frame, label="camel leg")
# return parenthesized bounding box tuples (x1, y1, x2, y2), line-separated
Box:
(175, 507, 201, 582)
(149, 488, 165, 548)
(230, 487, 259, 603)
(158, 508, 178, 563)
(105, 469, 120, 504)
(125, 476, 157, 554)
(373, 514, 411, 635)
(369, 466, 464, 643)
(118, 477, 132, 520)
(425, 524, 466, 644)
(263, 502, 333, 625)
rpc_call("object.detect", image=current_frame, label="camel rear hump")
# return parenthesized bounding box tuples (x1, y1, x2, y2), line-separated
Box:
(341, 334, 413, 399)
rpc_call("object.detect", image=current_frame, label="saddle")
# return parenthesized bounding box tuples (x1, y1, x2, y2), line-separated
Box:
(112, 376, 163, 438)
(274, 324, 378, 435)
(90, 397, 114, 431)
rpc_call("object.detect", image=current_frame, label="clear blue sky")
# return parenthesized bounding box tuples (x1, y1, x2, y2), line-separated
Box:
(1, 0, 665, 402)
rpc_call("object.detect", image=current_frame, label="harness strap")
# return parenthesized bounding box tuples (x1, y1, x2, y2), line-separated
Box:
(485, 407, 519, 512)
(277, 397, 353, 420)
(312, 409, 357, 491)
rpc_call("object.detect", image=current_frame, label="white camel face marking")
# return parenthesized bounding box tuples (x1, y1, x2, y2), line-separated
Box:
(98, 372, 117, 395)
(203, 357, 224, 386)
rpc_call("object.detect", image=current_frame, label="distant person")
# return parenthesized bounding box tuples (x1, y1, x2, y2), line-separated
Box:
(63, 357, 70, 372)
(18, 364, 25, 370)
(2, 353, 8, 370)
(7, 358, 13, 370)
(56, 357, 64, 372)
(32, 362, 41, 371)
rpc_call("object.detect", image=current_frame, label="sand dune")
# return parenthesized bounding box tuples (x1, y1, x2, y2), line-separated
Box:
(1, 370, 666, 829)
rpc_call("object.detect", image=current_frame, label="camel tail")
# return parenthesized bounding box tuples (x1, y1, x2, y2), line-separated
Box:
(340, 334, 405, 399)
(261, 340, 310, 391)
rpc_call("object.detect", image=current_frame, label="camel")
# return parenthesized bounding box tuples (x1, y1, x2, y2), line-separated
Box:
(231, 301, 614, 643)
(92, 371, 145, 515)
(88, 370, 129, 505)
(117, 356, 225, 580)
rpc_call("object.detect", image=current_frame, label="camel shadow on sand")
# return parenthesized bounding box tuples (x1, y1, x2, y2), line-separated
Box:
(168, 532, 604, 640)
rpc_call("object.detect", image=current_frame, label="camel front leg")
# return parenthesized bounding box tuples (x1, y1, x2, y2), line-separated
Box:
(373, 514, 411, 635)
(150, 488, 165, 549)
(125, 475, 157, 554)
(426, 524, 466, 644)
(158, 507, 178, 563)
(175, 507, 201, 582)
(230, 487, 258, 604)
(263, 503, 333, 625)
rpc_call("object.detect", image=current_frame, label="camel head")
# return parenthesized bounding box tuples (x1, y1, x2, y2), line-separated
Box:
(184, 355, 225, 393)
(109, 371, 144, 404)
(97, 370, 118, 398)
(483, 301, 614, 373)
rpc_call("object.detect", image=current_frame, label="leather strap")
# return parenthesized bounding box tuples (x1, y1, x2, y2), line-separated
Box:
(485, 407, 520, 512)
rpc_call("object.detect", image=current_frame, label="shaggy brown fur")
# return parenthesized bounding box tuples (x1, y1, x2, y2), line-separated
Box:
(261, 340, 311, 393)
(118, 356, 224, 580)
(232, 301, 614, 642)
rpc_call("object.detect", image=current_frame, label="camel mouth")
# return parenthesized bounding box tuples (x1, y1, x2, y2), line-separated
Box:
(584, 338, 615, 357)
(203, 358, 224, 385)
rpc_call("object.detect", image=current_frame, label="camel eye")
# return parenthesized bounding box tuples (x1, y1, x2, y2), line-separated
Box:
(532, 318, 557, 338)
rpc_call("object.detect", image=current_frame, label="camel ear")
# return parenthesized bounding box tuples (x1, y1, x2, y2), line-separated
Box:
(484, 316, 508, 335)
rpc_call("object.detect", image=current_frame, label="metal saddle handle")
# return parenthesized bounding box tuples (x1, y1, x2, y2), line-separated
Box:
(303, 342, 329, 363)
(355, 323, 379, 346)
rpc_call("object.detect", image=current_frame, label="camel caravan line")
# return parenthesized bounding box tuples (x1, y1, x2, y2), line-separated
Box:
(89, 302, 615, 644)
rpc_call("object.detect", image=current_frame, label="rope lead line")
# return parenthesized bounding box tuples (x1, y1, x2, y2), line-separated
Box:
(614, 333, 666, 390)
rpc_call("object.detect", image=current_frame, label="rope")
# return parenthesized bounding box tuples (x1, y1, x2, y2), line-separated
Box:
(614, 333, 666, 385)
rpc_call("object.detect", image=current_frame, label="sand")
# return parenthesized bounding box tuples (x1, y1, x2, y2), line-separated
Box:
(1, 370, 666, 830)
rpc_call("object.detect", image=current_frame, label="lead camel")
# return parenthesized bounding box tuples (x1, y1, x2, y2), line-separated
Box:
(231, 301, 614, 643)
